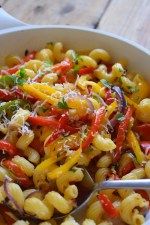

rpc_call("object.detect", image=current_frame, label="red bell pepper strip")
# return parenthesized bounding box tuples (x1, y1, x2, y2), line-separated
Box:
(50, 106, 64, 116)
(118, 161, 135, 177)
(11, 87, 37, 103)
(23, 51, 36, 62)
(98, 193, 119, 218)
(52, 58, 72, 74)
(136, 123, 150, 141)
(0, 204, 16, 225)
(106, 64, 112, 73)
(78, 67, 94, 75)
(105, 88, 114, 105)
(140, 141, 150, 155)
(0, 89, 15, 101)
(1, 65, 21, 75)
(44, 113, 79, 147)
(113, 107, 133, 163)
(0, 51, 36, 76)
(28, 115, 59, 127)
(82, 106, 105, 150)
(44, 113, 68, 146)
(0, 88, 36, 103)
(58, 74, 68, 83)
(2, 160, 33, 188)
(0, 140, 18, 157)
(65, 125, 79, 134)
(30, 137, 44, 156)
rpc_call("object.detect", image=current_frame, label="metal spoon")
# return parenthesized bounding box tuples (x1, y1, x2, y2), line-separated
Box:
(54, 169, 150, 221)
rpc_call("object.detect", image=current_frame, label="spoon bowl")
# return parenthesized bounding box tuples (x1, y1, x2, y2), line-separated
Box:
(54, 169, 150, 221)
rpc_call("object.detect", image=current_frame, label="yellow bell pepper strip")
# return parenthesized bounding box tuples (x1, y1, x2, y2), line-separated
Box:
(47, 147, 82, 180)
(31, 83, 56, 95)
(125, 95, 138, 109)
(113, 107, 133, 163)
(22, 83, 56, 105)
(33, 156, 57, 187)
(127, 130, 145, 164)
(106, 101, 117, 118)
(82, 106, 106, 150)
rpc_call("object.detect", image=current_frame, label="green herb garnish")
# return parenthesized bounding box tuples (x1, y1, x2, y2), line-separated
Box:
(15, 68, 28, 85)
(100, 79, 111, 89)
(44, 60, 53, 67)
(116, 113, 125, 122)
(92, 94, 101, 103)
(58, 97, 69, 109)
(73, 64, 80, 74)
(127, 86, 139, 93)
(118, 67, 124, 72)
(72, 53, 83, 64)
(0, 99, 31, 117)
(0, 68, 28, 88)
(70, 167, 77, 172)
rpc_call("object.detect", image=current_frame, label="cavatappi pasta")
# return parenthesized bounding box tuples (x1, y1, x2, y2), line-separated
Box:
(0, 42, 149, 225)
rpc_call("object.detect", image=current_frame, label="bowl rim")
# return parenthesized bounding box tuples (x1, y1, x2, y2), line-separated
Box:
(0, 24, 149, 56)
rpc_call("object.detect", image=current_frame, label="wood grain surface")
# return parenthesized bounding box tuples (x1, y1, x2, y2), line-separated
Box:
(0, 0, 150, 49)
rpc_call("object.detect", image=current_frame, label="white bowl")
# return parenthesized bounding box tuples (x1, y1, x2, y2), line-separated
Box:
(0, 8, 150, 225)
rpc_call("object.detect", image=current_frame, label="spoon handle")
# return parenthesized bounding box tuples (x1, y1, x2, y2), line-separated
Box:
(96, 179, 150, 191)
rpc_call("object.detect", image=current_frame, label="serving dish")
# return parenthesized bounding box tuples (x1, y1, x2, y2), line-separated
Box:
(0, 7, 150, 225)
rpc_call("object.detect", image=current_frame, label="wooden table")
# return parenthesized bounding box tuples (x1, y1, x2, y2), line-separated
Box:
(1, 0, 150, 50)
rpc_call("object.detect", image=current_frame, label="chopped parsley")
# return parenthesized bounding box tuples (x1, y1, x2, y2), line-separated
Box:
(118, 67, 124, 72)
(76, 55, 83, 63)
(57, 97, 69, 109)
(12, 68, 28, 86)
(116, 113, 125, 122)
(127, 86, 139, 93)
(92, 94, 101, 103)
(44, 60, 53, 67)
(37, 105, 48, 114)
(118, 77, 122, 84)
(0, 100, 31, 117)
(0, 68, 28, 88)
(73, 64, 80, 74)
(100, 79, 111, 89)
(70, 167, 77, 172)
(71, 52, 83, 64)
(19, 68, 26, 77)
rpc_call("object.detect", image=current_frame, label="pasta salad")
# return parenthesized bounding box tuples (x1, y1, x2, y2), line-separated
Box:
(0, 42, 150, 225)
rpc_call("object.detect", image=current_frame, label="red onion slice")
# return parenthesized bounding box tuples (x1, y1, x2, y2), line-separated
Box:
(24, 189, 43, 200)
(112, 86, 127, 112)
(109, 86, 127, 128)
(4, 178, 24, 216)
